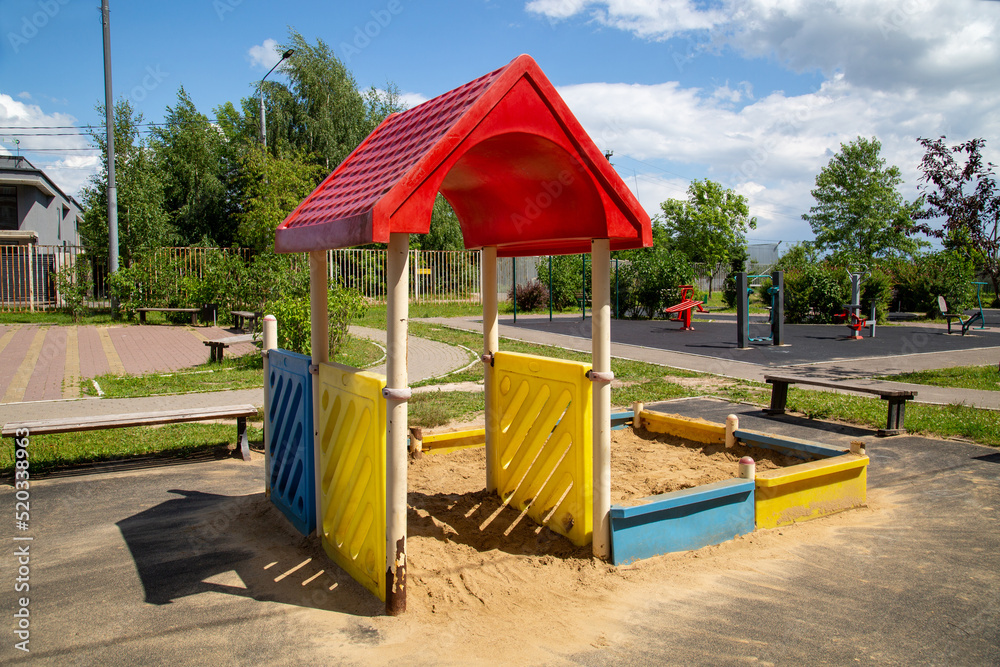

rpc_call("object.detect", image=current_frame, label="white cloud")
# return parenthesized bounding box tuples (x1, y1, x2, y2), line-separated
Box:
(528, 0, 1000, 95)
(527, 0, 721, 36)
(528, 0, 1000, 243)
(248, 38, 281, 71)
(558, 73, 998, 242)
(0, 93, 99, 197)
(399, 91, 429, 109)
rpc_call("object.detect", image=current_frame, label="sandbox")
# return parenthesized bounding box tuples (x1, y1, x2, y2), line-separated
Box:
(414, 406, 869, 567)
(608, 408, 869, 564)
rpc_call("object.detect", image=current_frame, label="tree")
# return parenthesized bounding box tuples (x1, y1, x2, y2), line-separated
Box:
(660, 179, 756, 295)
(234, 147, 325, 254)
(913, 136, 1000, 304)
(414, 195, 465, 251)
(614, 223, 695, 317)
(79, 99, 175, 266)
(151, 87, 233, 246)
(803, 136, 923, 265)
(247, 29, 403, 169)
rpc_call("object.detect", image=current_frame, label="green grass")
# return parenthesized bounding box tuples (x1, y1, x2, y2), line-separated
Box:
(0, 310, 115, 325)
(0, 420, 264, 475)
(410, 391, 486, 428)
(338, 335, 385, 369)
(83, 353, 265, 399)
(877, 365, 1000, 392)
(785, 388, 1000, 447)
(359, 302, 485, 327)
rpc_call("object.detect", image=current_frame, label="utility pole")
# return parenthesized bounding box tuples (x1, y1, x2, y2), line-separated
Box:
(101, 0, 119, 311)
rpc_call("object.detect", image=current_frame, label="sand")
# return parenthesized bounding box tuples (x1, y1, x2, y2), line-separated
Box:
(274, 426, 882, 665)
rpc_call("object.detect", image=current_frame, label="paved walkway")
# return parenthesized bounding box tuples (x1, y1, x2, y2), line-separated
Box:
(0, 323, 474, 425)
(422, 315, 1000, 411)
(0, 323, 256, 403)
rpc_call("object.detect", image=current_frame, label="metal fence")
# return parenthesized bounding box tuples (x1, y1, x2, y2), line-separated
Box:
(0, 243, 777, 312)
(0, 245, 111, 312)
(331, 248, 482, 303)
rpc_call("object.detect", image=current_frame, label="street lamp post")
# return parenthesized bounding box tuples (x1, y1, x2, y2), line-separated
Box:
(259, 48, 294, 149)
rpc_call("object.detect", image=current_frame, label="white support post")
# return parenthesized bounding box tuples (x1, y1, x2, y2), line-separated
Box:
(262, 314, 277, 498)
(385, 232, 409, 615)
(482, 246, 499, 493)
(591, 238, 611, 559)
(309, 252, 329, 540)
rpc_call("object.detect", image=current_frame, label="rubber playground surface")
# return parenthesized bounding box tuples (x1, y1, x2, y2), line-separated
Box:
(506, 316, 1000, 367)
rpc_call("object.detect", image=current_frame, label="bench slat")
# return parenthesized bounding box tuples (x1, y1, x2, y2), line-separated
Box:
(2, 404, 259, 437)
(764, 375, 917, 399)
(665, 299, 703, 313)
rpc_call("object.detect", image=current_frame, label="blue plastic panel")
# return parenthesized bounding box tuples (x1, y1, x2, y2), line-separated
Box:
(266, 349, 315, 535)
(609, 478, 755, 565)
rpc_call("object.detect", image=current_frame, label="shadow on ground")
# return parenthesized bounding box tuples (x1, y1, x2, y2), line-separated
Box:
(116, 489, 382, 616)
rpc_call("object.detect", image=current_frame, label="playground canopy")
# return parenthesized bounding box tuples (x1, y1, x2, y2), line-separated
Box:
(271, 54, 652, 616)
(275, 54, 651, 256)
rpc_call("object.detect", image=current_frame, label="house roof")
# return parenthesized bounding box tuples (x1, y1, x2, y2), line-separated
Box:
(0, 155, 80, 211)
(275, 54, 651, 257)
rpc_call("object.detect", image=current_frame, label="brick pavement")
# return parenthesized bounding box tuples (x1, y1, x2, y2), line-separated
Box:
(0, 323, 257, 406)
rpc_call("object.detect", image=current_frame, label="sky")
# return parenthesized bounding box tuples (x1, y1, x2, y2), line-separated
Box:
(1, 0, 998, 248)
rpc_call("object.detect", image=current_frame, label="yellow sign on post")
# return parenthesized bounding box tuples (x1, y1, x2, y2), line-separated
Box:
(316, 361, 387, 600)
(488, 351, 593, 546)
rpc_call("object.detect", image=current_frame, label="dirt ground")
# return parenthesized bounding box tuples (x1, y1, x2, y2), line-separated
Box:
(285, 427, 876, 665)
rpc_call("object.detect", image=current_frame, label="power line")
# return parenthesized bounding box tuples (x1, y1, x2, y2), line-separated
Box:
(0, 119, 222, 130)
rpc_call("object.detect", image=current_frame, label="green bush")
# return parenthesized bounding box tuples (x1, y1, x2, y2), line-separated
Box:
(537, 255, 587, 310)
(509, 280, 549, 312)
(781, 264, 850, 323)
(52, 260, 93, 322)
(617, 247, 694, 318)
(860, 267, 895, 323)
(890, 251, 975, 317)
(192, 250, 248, 322)
(108, 253, 186, 321)
(265, 285, 366, 358)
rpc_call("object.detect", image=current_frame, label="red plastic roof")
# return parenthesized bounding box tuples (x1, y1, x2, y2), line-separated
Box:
(275, 55, 651, 257)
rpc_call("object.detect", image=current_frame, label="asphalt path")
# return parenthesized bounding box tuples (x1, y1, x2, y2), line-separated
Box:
(507, 317, 1000, 367)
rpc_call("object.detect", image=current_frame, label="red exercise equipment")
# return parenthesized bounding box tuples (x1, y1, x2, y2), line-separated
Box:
(834, 304, 867, 340)
(664, 285, 706, 331)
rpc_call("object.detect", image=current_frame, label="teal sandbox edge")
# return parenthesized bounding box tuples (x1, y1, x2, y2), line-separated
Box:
(609, 478, 755, 565)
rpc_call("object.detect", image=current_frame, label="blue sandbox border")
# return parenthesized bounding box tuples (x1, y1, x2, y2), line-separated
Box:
(609, 478, 755, 565)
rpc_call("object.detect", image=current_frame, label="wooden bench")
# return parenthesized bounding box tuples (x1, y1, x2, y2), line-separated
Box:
(137, 307, 200, 326)
(1, 404, 259, 461)
(203, 340, 230, 362)
(763, 374, 918, 437)
(231, 310, 260, 333)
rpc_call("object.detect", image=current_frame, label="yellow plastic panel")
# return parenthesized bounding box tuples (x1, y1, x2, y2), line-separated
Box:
(755, 454, 868, 529)
(317, 361, 387, 600)
(489, 351, 592, 546)
(640, 410, 726, 444)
